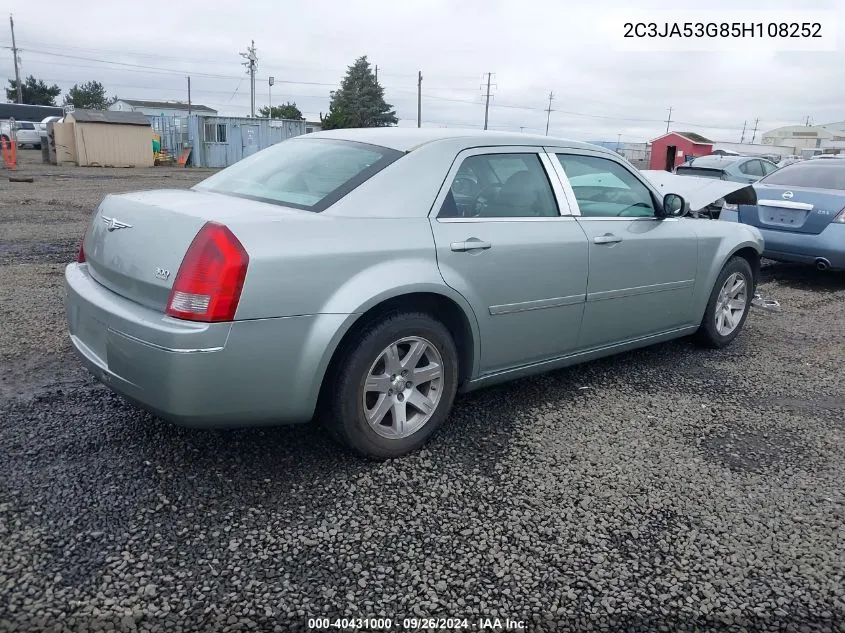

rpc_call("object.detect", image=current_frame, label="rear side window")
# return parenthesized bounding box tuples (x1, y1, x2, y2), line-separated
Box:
(740, 160, 764, 177)
(438, 153, 559, 218)
(194, 138, 403, 212)
(761, 163, 845, 190)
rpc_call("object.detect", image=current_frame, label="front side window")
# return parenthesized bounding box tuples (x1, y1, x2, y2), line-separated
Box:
(194, 137, 403, 212)
(555, 154, 656, 217)
(438, 153, 559, 218)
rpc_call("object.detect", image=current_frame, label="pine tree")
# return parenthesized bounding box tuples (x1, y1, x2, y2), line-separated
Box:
(320, 56, 397, 130)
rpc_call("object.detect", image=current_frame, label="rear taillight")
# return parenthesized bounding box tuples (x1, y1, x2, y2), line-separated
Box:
(165, 222, 249, 322)
(76, 236, 86, 263)
(833, 207, 845, 224)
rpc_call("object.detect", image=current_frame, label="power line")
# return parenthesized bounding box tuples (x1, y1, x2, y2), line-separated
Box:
(10, 38, 482, 83)
(1, 46, 762, 134)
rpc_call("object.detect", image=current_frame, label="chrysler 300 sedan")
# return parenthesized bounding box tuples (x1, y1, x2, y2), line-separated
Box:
(65, 129, 764, 458)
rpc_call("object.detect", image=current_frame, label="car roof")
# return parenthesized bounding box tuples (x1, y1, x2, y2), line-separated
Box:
(686, 155, 751, 168)
(308, 127, 607, 154)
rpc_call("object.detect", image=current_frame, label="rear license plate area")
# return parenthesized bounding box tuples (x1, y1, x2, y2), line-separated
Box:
(761, 208, 806, 226)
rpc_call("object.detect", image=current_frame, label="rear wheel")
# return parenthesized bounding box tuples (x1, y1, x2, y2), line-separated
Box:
(322, 312, 459, 459)
(695, 256, 754, 348)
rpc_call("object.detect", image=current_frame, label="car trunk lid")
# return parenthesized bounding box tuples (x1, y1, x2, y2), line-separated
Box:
(83, 189, 311, 311)
(739, 184, 845, 235)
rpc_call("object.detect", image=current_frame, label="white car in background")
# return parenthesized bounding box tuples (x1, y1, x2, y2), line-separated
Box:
(39, 115, 62, 137)
(0, 119, 42, 148)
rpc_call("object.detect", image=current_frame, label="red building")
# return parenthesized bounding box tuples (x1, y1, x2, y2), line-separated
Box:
(649, 131, 713, 171)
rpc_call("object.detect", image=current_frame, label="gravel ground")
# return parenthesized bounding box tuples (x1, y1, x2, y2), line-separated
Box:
(1, 150, 844, 632)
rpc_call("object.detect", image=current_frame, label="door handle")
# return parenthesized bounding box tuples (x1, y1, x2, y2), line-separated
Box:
(451, 238, 492, 252)
(593, 233, 622, 245)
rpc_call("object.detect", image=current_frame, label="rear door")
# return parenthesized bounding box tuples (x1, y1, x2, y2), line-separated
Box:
(737, 159, 765, 183)
(550, 150, 700, 350)
(430, 147, 589, 373)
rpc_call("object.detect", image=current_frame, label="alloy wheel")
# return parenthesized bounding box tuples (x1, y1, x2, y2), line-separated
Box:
(714, 272, 748, 336)
(362, 336, 444, 439)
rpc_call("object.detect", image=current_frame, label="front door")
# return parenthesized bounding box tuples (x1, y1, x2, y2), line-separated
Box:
(241, 125, 259, 158)
(430, 148, 589, 374)
(552, 151, 700, 350)
(665, 145, 677, 171)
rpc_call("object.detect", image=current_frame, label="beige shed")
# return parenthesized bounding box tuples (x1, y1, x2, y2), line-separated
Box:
(55, 110, 154, 168)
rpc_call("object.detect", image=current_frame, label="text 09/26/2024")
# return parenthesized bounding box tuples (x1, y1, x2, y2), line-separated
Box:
(306, 617, 527, 630)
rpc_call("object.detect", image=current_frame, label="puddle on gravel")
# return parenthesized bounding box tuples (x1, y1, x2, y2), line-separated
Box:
(0, 239, 77, 265)
(700, 429, 811, 473)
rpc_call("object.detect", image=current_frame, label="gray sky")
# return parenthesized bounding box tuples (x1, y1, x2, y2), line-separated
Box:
(4, 0, 844, 143)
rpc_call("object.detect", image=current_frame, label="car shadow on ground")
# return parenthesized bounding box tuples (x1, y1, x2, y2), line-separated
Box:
(759, 261, 845, 292)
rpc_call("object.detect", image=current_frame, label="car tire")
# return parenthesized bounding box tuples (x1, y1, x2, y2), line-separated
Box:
(695, 256, 754, 349)
(322, 311, 459, 460)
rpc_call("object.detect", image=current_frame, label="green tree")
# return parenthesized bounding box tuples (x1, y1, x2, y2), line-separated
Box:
(259, 101, 304, 120)
(320, 56, 397, 130)
(6, 75, 61, 105)
(63, 81, 117, 110)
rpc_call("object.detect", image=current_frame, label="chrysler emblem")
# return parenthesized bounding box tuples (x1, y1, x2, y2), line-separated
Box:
(102, 216, 133, 232)
(781, 191, 794, 200)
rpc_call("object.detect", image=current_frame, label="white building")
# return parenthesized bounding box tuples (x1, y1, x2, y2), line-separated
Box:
(711, 141, 794, 160)
(761, 125, 835, 152)
(109, 99, 217, 118)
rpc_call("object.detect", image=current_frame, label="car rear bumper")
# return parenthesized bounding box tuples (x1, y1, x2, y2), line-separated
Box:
(721, 210, 845, 269)
(65, 263, 347, 427)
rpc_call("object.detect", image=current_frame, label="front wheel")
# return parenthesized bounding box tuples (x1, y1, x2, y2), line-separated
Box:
(695, 256, 754, 348)
(322, 312, 459, 459)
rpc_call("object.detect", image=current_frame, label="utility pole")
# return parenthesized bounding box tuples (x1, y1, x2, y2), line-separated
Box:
(187, 76, 192, 117)
(268, 76, 274, 119)
(740, 120, 746, 143)
(665, 106, 673, 133)
(805, 115, 811, 126)
(616, 133, 622, 152)
(374, 65, 378, 84)
(482, 72, 493, 130)
(545, 91, 554, 136)
(417, 71, 422, 128)
(750, 118, 759, 144)
(9, 14, 22, 104)
(240, 40, 258, 117)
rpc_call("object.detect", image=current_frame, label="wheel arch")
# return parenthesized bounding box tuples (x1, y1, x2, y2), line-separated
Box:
(314, 289, 480, 415)
(729, 245, 762, 291)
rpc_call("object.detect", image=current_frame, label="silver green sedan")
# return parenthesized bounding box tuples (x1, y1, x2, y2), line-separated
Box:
(65, 129, 764, 458)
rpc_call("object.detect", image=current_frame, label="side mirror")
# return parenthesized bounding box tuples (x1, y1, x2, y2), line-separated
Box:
(662, 193, 686, 218)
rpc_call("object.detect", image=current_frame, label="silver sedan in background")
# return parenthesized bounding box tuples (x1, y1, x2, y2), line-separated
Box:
(65, 129, 764, 458)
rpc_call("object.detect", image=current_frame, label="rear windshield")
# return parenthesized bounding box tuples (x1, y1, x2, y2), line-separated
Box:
(676, 167, 725, 179)
(761, 163, 845, 191)
(194, 137, 403, 212)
